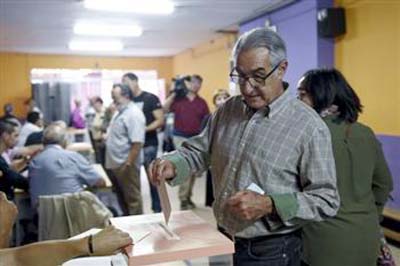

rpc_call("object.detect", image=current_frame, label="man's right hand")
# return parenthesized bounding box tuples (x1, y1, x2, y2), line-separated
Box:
(149, 159, 176, 186)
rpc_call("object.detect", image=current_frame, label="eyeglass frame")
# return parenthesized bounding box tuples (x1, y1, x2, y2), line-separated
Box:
(229, 61, 283, 89)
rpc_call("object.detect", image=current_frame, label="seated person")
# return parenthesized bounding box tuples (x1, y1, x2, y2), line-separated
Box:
(0, 121, 29, 200)
(17, 111, 43, 147)
(0, 191, 132, 266)
(25, 120, 67, 147)
(29, 122, 105, 207)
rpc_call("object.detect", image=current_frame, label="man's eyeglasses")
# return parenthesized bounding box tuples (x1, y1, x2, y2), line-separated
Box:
(229, 62, 281, 88)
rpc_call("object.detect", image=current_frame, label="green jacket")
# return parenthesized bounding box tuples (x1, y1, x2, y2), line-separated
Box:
(303, 116, 393, 266)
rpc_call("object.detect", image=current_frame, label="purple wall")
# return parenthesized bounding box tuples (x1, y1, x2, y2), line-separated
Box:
(240, 0, 334, 94)
(377, 135, 400, 210)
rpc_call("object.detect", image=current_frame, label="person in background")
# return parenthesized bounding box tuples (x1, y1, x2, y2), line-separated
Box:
(90, 97, 106, 165)
(0, 103, 21, 128)
(24, 98, 41, 115)
(105, 84, 145, 216)
(85, 96, 97, 130)
(0, 191, 132, 266)
(163, 74, 210, 210)
(17, 111, 43, 147)
(150, 28, 339, 265)
(297, 68, 393, 266)
(102, 103, 117, 133)
(29, 122, 105, 207)
(122, 72, 164, 213)
(0, 121, 29, 200)
(70, 99, 85, 129)
(25, 120, 66, 147)
(205, 89, 230, 207)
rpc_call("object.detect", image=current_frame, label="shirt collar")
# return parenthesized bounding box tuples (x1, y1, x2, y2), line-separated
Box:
(243, 82, 290, 118)
(45, 144, 63, 150)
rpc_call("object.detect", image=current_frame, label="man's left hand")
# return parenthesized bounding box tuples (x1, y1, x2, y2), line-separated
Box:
(225, 190, 273, 221)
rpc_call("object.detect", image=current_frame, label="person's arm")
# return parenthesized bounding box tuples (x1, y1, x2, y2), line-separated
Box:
(10, 157, 29, 173)
(122, 108, 146, 169)
(0, 226, 132, 266)
(162, 92, 176, 113)
(8, 145, 43, 160)
(150, 113, 215, 186)
(73, 153, 105, 188)
(260, 125, 340, 229)
(146, 109, 164, 132)
(371, 137, 393, 216)
(0, 160, 29, 191)
(124, 143, 143, 168)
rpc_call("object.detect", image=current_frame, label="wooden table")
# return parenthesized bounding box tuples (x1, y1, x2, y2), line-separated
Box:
(110, 210, 235, 266)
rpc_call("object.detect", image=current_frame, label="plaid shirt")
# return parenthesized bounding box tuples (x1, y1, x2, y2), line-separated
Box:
(164, 88, 339, 238)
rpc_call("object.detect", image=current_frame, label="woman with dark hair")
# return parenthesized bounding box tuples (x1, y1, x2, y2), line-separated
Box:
(297, 68, 393, 266)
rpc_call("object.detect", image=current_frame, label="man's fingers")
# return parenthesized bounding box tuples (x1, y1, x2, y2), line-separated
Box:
(149, 160, 160, 184)
(157, 162, 167, 184)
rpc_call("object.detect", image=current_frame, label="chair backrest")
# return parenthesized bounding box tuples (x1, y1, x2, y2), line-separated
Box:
(38, 191, 112, 241)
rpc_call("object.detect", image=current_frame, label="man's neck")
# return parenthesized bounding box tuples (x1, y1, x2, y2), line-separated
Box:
(187, 91, 196, 101)
(117, 100, 130, 110)
(133, 87, 142, 97)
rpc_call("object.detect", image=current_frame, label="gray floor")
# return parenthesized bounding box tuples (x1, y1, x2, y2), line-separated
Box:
(139, 167, 400, 265)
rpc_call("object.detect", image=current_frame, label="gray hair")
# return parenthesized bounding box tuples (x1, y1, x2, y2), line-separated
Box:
(232, 27, 287, 68)
(42, 123, 67, 146)
(113, 83, 133, 100)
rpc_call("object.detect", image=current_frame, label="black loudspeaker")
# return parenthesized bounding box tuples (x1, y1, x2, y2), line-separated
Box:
(318, 7, 346, 38)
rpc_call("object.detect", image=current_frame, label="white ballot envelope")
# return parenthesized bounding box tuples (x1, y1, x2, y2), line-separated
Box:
(246, 182, 265, 195)
(157, 178, 172, 225)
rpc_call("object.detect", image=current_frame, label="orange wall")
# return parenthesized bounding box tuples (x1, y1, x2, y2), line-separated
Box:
(335, 0, 400, 135)
(0, 53, 173, 117)
(0, 34, 235, 117)
(173, 34, 236, 110)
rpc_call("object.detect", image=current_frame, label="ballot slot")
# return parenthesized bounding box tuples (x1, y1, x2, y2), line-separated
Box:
(158, 222, 180, 240)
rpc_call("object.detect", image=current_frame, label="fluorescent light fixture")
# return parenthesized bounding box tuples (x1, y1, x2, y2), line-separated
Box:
(84, 0, 174, 15)
(74, 22, 142, 37)
(68, 40, 123, 51)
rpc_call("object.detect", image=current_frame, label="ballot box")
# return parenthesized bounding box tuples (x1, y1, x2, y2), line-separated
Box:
(110, 210, 234, 266)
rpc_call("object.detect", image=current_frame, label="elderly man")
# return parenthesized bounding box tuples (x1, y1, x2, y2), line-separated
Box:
(122, 73, 164, 213)
(29, 122, 105, 207)
(150, 28, 339, 265)
(105, 84, 145, 216)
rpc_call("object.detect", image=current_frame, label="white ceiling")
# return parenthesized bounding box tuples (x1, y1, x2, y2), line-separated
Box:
(0, 0, 294, 57)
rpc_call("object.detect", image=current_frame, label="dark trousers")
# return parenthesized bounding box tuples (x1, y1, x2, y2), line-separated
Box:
(233, 231, 303, 266)
(143, 145, 161, 213)
(93, 140, 105, 166)
(205, 170, 214, 207)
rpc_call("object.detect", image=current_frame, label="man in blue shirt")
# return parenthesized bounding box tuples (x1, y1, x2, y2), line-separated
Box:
(29, 122, 105, 207)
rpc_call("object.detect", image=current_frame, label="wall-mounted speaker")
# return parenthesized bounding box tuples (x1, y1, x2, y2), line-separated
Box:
(318, 7, 346, 38)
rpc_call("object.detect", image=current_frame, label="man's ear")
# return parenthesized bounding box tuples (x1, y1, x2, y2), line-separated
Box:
(277, 60, 288, 79)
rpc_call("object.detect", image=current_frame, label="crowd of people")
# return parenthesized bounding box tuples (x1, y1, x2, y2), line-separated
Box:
(0, 27, 396, 265)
